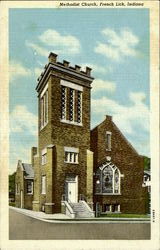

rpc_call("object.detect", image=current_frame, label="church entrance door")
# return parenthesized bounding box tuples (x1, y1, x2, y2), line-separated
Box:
(65, 175, 78, 203)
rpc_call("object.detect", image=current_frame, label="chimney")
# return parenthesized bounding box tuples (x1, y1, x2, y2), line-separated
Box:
(63, 60, 70, 67)
(31, 147, 37, 167)
(106, 115, 112, 121)
(75, 65, 81, 72)
(86, 66, 92, 76)
(48, 52, 57, 63)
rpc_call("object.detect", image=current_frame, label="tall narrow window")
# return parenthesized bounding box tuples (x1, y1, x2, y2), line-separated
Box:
(41, 148, 47, 165)
(26, 180, 33, 194)
(16, 183, 20, 195)
(40, 88, 48, 129)
(40, 98, 44, 127)
(114, 169, 119, 193)
(60, 80, 83, 126)
(41, 176, 46, 194)
(69, 88, 74, 121)
(61, 86, 66, 120)
(106, 131, 112, 151)
(77, 91, 82, 123)
(45, 90, 48, 123)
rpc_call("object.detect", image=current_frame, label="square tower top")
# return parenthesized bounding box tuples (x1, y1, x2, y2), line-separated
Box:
(36, 53, 94, 93)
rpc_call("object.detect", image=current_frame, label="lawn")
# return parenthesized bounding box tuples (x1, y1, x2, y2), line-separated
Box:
(100, 213, 150, 218)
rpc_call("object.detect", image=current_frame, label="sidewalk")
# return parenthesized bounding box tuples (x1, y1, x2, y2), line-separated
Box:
(9, 206, 150, 223)
(10, 206, 70, 220)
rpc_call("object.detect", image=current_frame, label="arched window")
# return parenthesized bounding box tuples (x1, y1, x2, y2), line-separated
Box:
(95, 162, 121, 195)
(102, 166, 113, 193)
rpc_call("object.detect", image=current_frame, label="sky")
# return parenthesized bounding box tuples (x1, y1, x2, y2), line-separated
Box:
(9, 8, 150, 174)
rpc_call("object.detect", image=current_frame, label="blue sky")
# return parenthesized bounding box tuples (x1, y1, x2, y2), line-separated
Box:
(9, 8, 150, 173)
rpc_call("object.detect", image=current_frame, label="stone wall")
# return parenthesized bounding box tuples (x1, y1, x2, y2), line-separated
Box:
(15, 162, 33, 210)
(15, 162, 24, 208)
(24, 180, 33, 210)
(32, 155, 40, 211)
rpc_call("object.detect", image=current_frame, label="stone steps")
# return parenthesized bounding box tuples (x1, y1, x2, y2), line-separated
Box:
(71, 202, 94, 218)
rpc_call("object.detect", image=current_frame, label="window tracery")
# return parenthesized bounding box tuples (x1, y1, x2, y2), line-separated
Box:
(95, 162, 121, 195)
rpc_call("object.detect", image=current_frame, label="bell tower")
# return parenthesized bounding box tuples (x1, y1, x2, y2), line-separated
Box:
(33, 53, 94, 213)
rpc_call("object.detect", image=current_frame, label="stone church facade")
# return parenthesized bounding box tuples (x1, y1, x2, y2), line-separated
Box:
(15, 53, 147, 216)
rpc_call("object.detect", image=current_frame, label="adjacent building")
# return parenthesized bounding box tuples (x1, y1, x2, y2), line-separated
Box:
(15, 160, 34, 209)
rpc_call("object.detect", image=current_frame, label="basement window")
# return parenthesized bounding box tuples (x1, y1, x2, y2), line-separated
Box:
(103, 204, 120, 213)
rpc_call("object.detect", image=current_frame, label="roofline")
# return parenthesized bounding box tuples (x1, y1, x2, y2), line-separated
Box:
(91, 116, 139, 155)
(36, 62, 94, 92)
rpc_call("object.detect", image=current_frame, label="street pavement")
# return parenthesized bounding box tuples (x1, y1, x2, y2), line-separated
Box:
(9, 208, 151, 240)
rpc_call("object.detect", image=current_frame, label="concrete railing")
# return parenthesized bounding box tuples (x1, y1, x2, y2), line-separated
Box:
(61, 201, 75, 219)
(80, 200, 95, 217)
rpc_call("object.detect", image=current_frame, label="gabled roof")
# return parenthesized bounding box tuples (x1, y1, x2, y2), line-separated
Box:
(22, 163, 34, 178)
(91, 115, 138, 155)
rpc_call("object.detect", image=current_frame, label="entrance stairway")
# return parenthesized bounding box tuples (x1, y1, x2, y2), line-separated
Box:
(72, 201, 95, 218)
(61, 194, 95, 218)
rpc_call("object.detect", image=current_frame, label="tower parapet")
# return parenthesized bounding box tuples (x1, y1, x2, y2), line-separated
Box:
(36, 52, 94, 92)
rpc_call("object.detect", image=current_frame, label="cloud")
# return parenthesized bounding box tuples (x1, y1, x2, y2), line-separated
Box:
(39, 29, 80, 54)
(92, 79, 116, 95)
(10, 145, 32, 174)
(81, 63, 112, 75)
(10, 105, 38, 174)
(26, 41, 49, 57)
(91, 91, 149, 135)
(94, 27, 139, 62)
(91, 91, 149, 155)
(34, 67, 43, 78)
(10, 105, 38, 136)
(10, 60, 31, 81)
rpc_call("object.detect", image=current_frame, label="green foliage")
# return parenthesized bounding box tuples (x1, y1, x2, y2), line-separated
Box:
(144, 156, 150, 170)
(9, 172, 16, 193)
(9, 202, 15, 207)
(100, 213, 149, 218)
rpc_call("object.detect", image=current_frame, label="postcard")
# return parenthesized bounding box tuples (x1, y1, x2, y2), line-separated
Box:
(0, 1, 159, 249)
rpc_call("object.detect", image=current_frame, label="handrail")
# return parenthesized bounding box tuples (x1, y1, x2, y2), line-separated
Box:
(61, 194, 74, 208)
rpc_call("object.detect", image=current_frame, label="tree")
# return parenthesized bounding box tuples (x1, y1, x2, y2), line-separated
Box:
(9, 172, 16, 194)
(143, 156, 150, 171)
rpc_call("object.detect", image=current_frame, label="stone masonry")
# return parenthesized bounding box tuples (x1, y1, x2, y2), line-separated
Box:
(15, 53, 147, 215)
(90, 115, 148, 214)
(33, 53, 94, 213)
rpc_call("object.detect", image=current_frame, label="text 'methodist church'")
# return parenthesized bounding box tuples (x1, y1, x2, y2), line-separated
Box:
(15, 53, 147, 218)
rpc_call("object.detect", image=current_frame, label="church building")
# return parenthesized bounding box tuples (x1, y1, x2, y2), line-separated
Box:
(15, 53, 147, 217)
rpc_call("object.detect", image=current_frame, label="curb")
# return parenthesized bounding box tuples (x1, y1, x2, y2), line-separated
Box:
(9, 206, 151, 224)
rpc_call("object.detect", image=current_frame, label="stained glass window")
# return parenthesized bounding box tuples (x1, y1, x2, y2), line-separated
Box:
(102, 166, 113, 193)
(95, 163, 121, 194)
